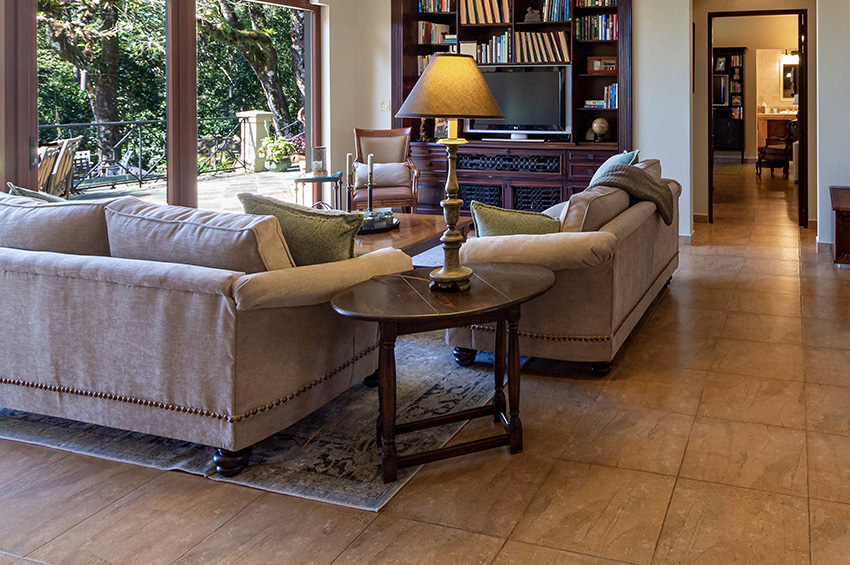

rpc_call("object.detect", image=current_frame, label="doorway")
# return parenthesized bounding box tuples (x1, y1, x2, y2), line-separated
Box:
(707, 10, 808, 228)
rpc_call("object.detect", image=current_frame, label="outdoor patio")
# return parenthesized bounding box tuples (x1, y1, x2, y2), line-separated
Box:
(69, 169, 308, 212)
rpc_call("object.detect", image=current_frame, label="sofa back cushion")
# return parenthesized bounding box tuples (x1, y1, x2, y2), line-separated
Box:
(0, 192, 110, 255)
(561, 185, 631, 232)
(104, 196, 293, 273)
(633, 159, 662, 183)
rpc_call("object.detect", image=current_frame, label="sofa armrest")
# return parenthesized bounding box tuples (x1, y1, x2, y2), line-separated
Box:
(458, 231, 617, 271)
(233, 247, 413, 310)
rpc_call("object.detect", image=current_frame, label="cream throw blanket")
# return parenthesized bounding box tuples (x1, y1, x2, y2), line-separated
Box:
(589, 164, 674, 225)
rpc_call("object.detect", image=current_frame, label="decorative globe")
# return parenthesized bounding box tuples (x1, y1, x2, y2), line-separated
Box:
(591, 118, 610, 136)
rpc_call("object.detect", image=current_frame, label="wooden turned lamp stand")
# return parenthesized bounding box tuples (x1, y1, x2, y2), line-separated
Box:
(332, 263, 554, 483)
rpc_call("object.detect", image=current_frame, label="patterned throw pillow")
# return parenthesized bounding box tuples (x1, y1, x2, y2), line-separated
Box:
(470, 200, 560, 237)
(6, 182, 66, 203)
(589, 149, 640, 187)
(353, 162, 411, 189)
(238, 193, 364, 266)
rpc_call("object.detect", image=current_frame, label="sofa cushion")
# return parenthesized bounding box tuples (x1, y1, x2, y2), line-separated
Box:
(633, 159, 662, 183)
(238, 193, 363, 266)
(0, 192, 110, 256)
(6, 182, 67, 203)
(105, 196, 293, 273)
(471, 200, 560, 237)
(561, 185, 631, 233)
(589, 149, 640, 187)
(353, 162, 411, 189)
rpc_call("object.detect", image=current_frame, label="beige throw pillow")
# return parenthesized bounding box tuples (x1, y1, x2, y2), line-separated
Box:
(104, 196, 293, 273)
(353, 162, 411, 189)
(561, 185, 631, 233)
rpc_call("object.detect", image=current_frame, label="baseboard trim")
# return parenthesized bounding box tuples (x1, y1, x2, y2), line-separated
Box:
(693, 214, 709, 224)
(679, 235, 692, 246)
(817, 241, 833, 255)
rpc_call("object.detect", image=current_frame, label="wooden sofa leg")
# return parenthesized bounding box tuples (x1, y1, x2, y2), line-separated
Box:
(214, 446, 252, 477)
(453, 347, 477, 367)
(362, 369, 379, 388)
(590, 362, 612, 377)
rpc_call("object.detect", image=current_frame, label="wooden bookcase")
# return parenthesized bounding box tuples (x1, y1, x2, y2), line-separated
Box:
(712, 47, 746, 163)
(391, 0, 632, 213)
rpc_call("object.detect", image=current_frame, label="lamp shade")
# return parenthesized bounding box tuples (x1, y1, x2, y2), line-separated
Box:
(395, 53, 504, 120)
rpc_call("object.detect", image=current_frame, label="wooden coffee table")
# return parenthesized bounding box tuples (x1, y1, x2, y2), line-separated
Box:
(354, 213, 473, 256)
(331, 263, 555, 483)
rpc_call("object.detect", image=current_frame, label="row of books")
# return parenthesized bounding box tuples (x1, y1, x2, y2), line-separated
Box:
(419, 0, 455, 13)
(575, 14, 618, 40)
(575, 0, 616, 6)
(460, 0, 511, 24)
(418, 21, 451, 44)
(729, 54, 743, 67)
(731, 107, 743, 119)
(476, 30, 512, 64)
(515, 31, 570, 64)
(584, 83, 617, 109)
(541, 0, 569, 22)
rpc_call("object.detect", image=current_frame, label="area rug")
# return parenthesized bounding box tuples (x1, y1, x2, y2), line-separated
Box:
(0, 331, 497, 511)
(713, 163, 745, 175)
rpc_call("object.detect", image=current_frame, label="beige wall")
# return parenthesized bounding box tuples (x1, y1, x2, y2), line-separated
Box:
(712, 15, 798, 161)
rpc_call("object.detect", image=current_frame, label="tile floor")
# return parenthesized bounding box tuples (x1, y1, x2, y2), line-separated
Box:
(3, 164, 850, 564)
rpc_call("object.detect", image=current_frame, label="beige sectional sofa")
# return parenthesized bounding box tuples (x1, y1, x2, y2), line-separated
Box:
(0, 193, 412, 475)
(448, 159, 681, 375)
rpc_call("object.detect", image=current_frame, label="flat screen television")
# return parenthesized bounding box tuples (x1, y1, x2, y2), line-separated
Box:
(465, 66, 571, 139)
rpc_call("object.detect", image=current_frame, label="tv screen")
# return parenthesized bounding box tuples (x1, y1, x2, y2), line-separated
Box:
(466, 66, 570, 136)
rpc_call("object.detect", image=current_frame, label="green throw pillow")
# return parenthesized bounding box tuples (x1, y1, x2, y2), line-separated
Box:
(238, 193, 363, 266)
(6, 182, 66, 203)
(470, 200, 560, 237)
(589, 149, 640, 187)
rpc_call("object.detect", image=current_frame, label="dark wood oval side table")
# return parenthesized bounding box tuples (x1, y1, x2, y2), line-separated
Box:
(331, 262, 555, 483)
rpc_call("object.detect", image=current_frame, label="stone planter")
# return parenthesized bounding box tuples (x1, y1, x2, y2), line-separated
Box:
(264, 157, 292, 172)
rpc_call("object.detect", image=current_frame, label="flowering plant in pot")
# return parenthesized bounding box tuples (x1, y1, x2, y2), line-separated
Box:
(258, 136, 296, 172)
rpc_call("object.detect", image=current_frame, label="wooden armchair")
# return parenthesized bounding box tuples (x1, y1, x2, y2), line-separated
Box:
(37, 143, 62, 193)
(350, 127, 419, 213)
(756, 120, 797, 178)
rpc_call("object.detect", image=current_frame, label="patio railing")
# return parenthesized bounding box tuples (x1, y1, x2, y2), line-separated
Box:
(37, 116, 304, 192)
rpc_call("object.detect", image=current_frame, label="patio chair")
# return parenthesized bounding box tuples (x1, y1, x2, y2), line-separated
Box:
(37, 143, 62, 193)
(45, 136, 83, 198)
(349, 127, 419, 213)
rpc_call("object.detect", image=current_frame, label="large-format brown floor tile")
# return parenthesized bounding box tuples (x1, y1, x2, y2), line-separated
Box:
(801, 276, 850, 298)
(699, 372, 806, 429)
(662, 283, 734, 311)
(728, 289, 801, 317)
(0, 439, 69, 490)
(804, 347, 850, 386)
(332, 515, 504, 565)
(735, 273, 801, 295)
(711, 338, 804, 381)
(810, 499, 850, 565)
(807, 383, 850, 436)
(384, 450, 553, 537)
(29, 472, 262, 565)
(597, 366, 707, 415)
(173, 493, 374, 565)
(745, 245, 800, 261)
(747, 234, 800, 249)
(559, 402, 691, 475)
(521, 361, 608, 404)
(618, 329, 717, 372)
(803, 295, 850, 320)
(492, 541, 628, 565)
(511, 461, 674, 565)
(642, 303, 727, 336)
(0, 454, 157, 556)
(721, 312, 802, 344)
(809, 432, 850, 504)
(680, 417, 807, 496)
(653, 479, 809, 565)
(803, 318, 850, 349)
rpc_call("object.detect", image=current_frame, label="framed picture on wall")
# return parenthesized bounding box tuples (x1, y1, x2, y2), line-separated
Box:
(713, 75, 728, 106)
(715, 57, 726, 72)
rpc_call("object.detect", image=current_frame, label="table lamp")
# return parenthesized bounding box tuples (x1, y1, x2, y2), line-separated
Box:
(396, 53, 503, 292)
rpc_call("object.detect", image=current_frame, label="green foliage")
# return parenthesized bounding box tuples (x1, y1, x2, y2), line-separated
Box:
(258, 136, 296, 161)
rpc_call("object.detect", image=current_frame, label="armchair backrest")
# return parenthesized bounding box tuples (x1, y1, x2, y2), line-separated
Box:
(354, 127, 411, 164)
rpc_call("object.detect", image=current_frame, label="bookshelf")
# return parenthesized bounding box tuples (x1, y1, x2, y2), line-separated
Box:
(712, 47, 746, 163)
(391, 0, 632, 213)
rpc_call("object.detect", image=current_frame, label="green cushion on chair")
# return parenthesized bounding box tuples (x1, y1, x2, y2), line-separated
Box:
(238, 193, 363, 266)
(470, 200, 560, 237)
(6, 182, 66, 203)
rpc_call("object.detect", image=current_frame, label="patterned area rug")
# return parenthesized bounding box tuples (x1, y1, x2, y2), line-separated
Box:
(713, 163, 745, 175)
(0, 331, 497, 511)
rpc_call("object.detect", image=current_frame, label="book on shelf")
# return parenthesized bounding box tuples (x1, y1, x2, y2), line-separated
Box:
(575, 0, 616, 6)
(418, 21, 451, 44)
(475, 30, 511, 64)
(575, 14, 618, 40)
(541, 0, 570, 22)
(419, 0, 455, 12)
(583, 83, 618, 109)
(459, 0, 509, 24)
(514, 30, 570, 64)
(730, 54, 743, 66)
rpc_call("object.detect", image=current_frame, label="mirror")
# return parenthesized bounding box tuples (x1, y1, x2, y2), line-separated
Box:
(782, 63, 798, 99)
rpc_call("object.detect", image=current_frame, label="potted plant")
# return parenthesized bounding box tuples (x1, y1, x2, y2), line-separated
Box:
(258, 136, 296, 172)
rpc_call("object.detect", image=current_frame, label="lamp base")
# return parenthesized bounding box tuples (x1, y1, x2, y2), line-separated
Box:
(429, 265, 473, 292)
